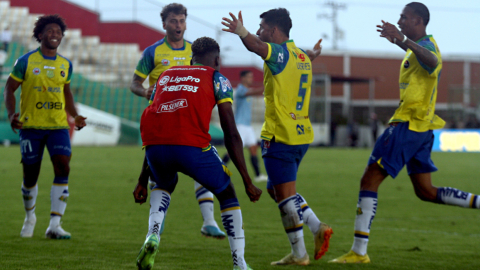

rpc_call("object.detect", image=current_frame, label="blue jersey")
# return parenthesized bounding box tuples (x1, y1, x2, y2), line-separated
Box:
(234, 83, 252, 126)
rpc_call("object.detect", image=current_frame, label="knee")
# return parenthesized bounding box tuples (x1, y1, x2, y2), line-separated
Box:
(414, 186, 437, 202)
(52, 156, 70, 176)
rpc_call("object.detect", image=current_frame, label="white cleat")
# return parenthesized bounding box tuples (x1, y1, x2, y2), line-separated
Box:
(45, 224, 71, 239)
(20, 216, 37, 238)
(254, 174, 268, 182)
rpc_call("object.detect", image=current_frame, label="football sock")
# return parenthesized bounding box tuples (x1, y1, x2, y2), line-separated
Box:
(50, 177, 69, 227)
(147, 189, 171, 239)
(352, 190, 377, 256)
(194, 182, 217, 227)
(278, 195, 306, 258)
(296, 193, 321, 235)
(222, 154, 230, 164)
(250, 155, 260, 177)
(220, 198, 247, 270)
(436, 187, 480, 208)
(22, 182, 37, 220)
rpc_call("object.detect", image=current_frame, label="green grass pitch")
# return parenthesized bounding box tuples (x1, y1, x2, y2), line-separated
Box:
(1, 146, 479, 269)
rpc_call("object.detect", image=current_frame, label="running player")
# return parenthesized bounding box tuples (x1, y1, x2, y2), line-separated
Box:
(130, 3, 225, 239)
(222, 70, 268, 182)
(329, 2, 480, 263)
(4, 14, 87, 239)
(222, 8, 333, 266)
(133, 37, 262, 270)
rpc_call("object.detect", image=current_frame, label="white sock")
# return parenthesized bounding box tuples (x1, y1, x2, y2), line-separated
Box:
(147, 189, 171, 239)
(278, 195, 306, 258)
(194, 181, 217, 227)
(22, 183, 38, 220)
(50, 184, 69, 226)
(436, 187, 480, 208)
(296, 193, 321, 235)
(351, 190, 377, 256)
(220, 198, 247, 270)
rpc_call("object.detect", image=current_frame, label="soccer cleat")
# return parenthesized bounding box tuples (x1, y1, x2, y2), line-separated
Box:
(271, 253, 310, 266)
(328, 250, 371, 263)
(314, 223, 333, 260)
(233, 264, 253, 270)
(201, 225, 226, 239)
(254, 174, 268, 182)
(136, 234, 160, 270)
(45, 224, 71, 239)
(20, 216, 36, 238)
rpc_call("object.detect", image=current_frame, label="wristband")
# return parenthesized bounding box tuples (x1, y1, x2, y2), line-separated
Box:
(402, 35, 408, 43)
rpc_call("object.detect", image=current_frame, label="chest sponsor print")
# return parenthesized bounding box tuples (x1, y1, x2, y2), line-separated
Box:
(157, 99, 188, 113)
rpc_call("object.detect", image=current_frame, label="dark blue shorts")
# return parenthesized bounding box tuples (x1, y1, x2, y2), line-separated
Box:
(145, 145, 231, 194)
(261, 140, 309, 190)
(19, 129, 71, 165)
(368, 122, 437, 178)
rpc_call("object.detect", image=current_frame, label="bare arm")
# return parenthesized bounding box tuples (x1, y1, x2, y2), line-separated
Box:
(4, 76, 22, 133)
(64, 83, 87, 130)
(218, 102, 262, 202)
(133, 154, 150, 205)
(130, 74, 153, 100)
(306, 39, 323, 61)
(377, 20, 437, 68)
(222, 12, 269, 59)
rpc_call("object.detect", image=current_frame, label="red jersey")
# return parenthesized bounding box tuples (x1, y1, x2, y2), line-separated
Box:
(140, 65, 233, 148)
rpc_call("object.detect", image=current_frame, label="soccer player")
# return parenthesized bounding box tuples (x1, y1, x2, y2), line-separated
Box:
(222, 9, 333, 266)
(130, 3, 226, 239)
(329, 2, 480, 263)
(3, 14, 87, 239)
(133, 37, 262, 270)
(222, 70, 268, 182)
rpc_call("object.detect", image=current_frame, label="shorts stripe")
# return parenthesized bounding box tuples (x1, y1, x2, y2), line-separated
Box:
(222, 165, 232, 177)
(354, 230, 369, 239)
(221, 206, 241, 213)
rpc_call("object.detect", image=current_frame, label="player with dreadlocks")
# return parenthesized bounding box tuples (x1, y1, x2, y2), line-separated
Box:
(4, 14, 86, 239)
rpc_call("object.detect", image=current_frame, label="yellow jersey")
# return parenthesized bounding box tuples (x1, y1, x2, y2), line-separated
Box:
(261, 40, 313, 145)
(10, 48, 72, 129)
(389, 35, 445, 132)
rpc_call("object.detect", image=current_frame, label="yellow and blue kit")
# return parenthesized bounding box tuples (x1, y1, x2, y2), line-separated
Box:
(260, 40, 314, 145)
(10, 48, 73, 129)
(134, 37, 192, 87)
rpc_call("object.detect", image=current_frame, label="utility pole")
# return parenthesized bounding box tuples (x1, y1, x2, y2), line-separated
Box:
(318, 1, 346, 50)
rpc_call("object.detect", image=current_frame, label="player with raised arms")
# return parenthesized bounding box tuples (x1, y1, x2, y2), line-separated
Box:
(133, 37, 262, 270)
(4, 14, 86, 239)
(329, 2, 480, 263)
(222, 8, 333, 266)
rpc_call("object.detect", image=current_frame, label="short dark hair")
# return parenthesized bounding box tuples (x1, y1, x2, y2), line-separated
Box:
(33, 14, 67, 43)
(407, 2, 430, 26)
(161, 3, 187, 22)
(192, 37, 220, 58)
(259, 8, 292, 38)
(240, 70, 252, 78)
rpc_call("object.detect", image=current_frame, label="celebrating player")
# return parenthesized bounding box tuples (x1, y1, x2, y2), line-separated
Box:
(222, 8, 332, 266)
(222, 70, 268, 182)
(4, 14, 86, 239)
(133, 37, 262, 270)
(130, 3, 226, 239)
(329, 2, 480, 263)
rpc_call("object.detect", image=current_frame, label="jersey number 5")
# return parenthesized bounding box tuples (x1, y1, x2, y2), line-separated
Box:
(296, 74, 308, 110)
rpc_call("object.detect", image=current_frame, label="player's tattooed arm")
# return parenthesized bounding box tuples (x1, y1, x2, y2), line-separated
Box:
(130, 74, 153, 100)
(4, 76, 22, 133)
(222, 11, 269, 59)
(306, 39, 323, 61)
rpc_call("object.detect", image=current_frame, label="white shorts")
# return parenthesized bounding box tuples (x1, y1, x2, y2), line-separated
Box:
(237, 124, 257, 147)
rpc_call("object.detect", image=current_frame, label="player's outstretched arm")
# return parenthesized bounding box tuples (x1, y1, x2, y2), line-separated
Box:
(218, 102, 262, 202)
(64, 83, 87, 130)
(222, 11, 269, 59)
(4, 76, 23, 133)
(133, 155, 150, 205)
(130, 74, 153, 100)
(306, 39, 323, 61)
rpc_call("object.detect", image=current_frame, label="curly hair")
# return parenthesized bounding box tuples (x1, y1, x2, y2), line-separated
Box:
(33, 14, 67, 43)
(192, 37, 220, 58)
(260, 8, 292, 38)
(160, 3, 187, 22)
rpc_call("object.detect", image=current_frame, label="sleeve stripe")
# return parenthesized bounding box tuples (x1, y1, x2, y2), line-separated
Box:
(263, 43, 272, 61)
(217, 98, 233, 105)
(134, 69, 148, 79)
(10, 74, 23, 82)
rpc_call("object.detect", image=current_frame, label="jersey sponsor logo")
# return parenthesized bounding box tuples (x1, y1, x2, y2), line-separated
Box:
(161, 59, 170, 66)
(36, 101, 63, 110)
(277, 52, 284, 63)
(169, 76, 200, 83)
(173, 57, 186, 60)
(404, 60, 410, 68)
(60, 64, 66, 70)
(60, 70, 65, 77)
(157, 99, 188, 113)
(46, 70, 54, 78)
(296, 124, 305, 135)
(33, 68, 41, 75)
(162, 85, 198, 93)
(159, 75, 170, 85)
(219, 77, 231, 92)
(44, 66, 55, 69)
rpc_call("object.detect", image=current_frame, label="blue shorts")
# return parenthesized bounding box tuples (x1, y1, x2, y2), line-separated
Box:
(368, 122, 437, 178)
(145, 145, 231, 194)
(261, 139, 309, 190)
(19, 129, 72, 165)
